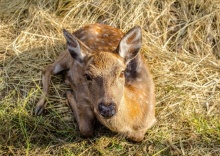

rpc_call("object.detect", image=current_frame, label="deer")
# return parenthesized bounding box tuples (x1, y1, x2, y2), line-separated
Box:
(35, 23, 156, 142)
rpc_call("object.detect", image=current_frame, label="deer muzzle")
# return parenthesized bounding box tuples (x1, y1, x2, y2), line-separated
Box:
(98, 102, 116, 118)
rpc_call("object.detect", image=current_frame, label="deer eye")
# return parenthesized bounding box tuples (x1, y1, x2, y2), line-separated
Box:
(84, 73, 92, 81)
(119, 71, 125, 78)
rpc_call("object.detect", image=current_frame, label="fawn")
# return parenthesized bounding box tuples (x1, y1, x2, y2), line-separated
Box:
(35, 23, 156, 142)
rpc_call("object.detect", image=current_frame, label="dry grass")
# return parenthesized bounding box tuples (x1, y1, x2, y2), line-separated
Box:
(0, 0, 220, 155)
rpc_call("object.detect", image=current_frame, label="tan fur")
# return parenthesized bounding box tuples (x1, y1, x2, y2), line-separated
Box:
(35, 23, 156, 142)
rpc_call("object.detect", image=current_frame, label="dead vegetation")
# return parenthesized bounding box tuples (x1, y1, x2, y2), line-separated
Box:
(0, 0, 220, 155)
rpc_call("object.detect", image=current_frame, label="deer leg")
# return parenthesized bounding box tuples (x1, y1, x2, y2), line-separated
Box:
(126, 118, 156, 142)
(126, 131, 145, 142)
(35, 63, 65, 115)
(66, 92, 95, 137)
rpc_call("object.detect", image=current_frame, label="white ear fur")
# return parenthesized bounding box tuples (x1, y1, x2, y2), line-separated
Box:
(63, 29, 84, 63)
(118, 26, 142, 64)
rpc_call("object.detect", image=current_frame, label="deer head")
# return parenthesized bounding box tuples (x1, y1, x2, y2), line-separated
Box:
(63, 26, 142, 119)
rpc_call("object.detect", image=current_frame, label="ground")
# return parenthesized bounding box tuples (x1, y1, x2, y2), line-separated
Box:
(0, 0, 220, 155)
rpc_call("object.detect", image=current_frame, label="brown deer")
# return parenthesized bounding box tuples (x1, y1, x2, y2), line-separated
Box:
(35, 23, 156, 142)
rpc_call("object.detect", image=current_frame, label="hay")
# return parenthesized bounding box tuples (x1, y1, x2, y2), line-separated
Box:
(0, 0, 220, 155)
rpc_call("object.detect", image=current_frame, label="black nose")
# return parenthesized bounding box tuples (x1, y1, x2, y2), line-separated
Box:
(98, 102, 116, 118)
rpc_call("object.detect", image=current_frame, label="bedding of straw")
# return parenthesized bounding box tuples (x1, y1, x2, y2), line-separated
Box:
(0, 0, 220, 155)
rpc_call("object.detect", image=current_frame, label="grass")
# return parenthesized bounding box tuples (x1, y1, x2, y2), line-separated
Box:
(0, 0, 220, 155)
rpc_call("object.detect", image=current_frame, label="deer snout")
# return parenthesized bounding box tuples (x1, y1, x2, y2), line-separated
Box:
(98, 102, 116, 119)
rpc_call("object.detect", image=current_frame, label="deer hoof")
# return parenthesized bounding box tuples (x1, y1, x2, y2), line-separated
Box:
(35, 105, 44, 115)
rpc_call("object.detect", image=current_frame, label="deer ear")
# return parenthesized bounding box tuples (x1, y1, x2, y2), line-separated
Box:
(63, 29, 90, 64)
(117, 26, 142, 64)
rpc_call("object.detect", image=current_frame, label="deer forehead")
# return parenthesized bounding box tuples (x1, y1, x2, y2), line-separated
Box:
(86, 52, 125, 76)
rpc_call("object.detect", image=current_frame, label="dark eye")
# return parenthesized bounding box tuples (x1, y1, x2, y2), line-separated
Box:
(84, 74, 92, 81)
(119, 71, 125, 78)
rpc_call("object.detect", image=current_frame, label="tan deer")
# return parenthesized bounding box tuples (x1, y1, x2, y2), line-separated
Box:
(35, 23, 156, 142)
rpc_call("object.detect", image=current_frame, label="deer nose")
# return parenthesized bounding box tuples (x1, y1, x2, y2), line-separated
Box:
(98, 102, 116, 118)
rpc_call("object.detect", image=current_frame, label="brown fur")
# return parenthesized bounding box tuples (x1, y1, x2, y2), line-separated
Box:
(35, 23, 156, 142)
